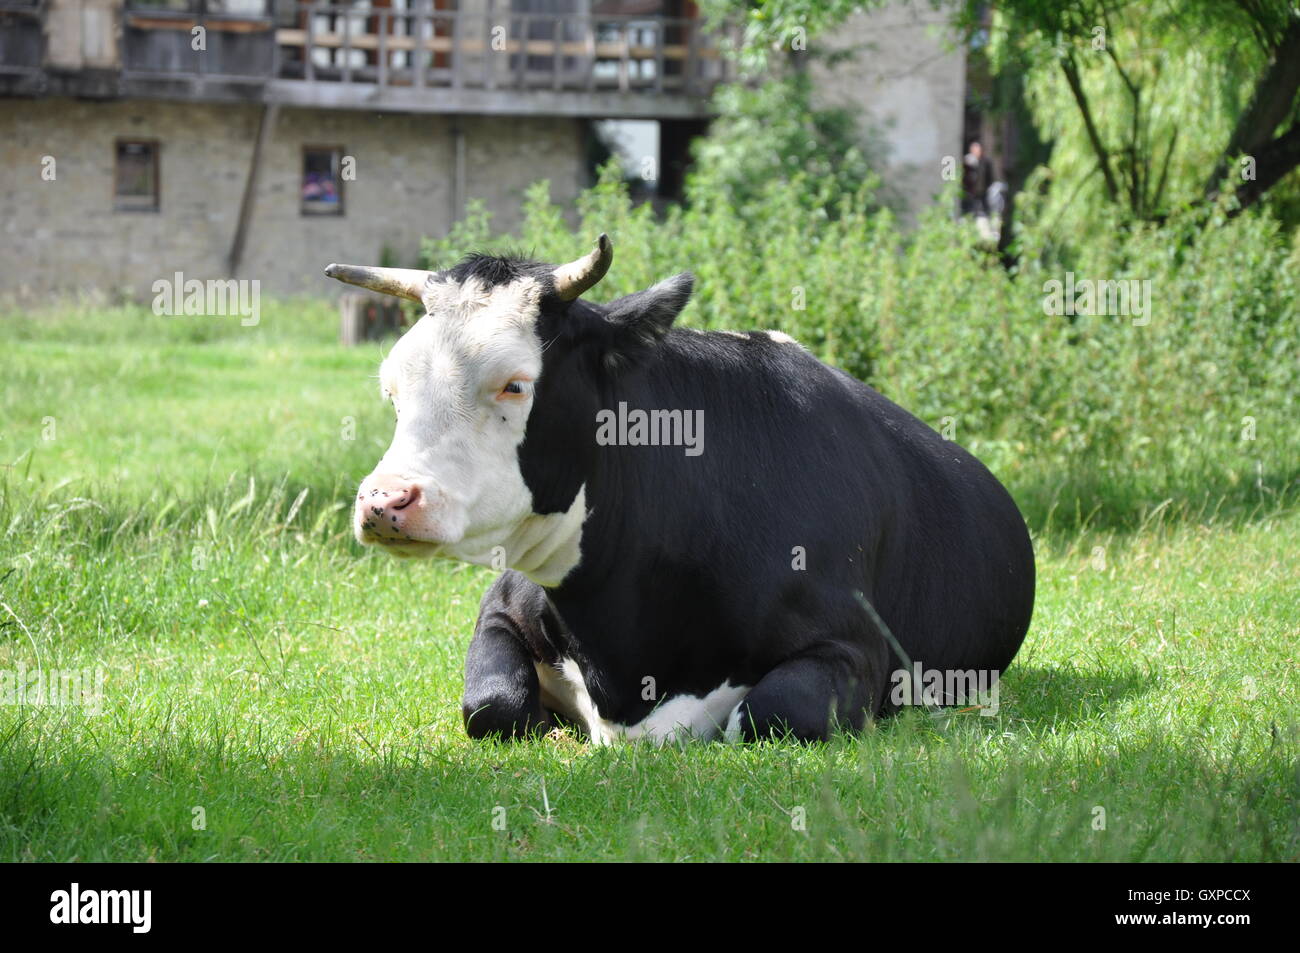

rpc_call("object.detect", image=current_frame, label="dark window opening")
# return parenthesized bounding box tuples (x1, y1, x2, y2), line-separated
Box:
(114, 140, 160, 212)
(302, 146, 345, 216)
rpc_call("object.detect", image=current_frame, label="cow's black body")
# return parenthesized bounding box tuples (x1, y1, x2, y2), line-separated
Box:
(460, 260, 1035, 742)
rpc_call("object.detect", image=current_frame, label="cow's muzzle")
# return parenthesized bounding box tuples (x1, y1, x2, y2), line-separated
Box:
(355, 473, 440, 547)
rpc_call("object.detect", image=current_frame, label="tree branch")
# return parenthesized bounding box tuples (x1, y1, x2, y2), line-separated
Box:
(1205, 11, 1300, 196)
(1059, 50, 1121, 203)
(1230, 121, 1300, 214)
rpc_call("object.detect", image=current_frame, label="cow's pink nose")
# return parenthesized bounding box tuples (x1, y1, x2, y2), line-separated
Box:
(356, 474, 421, 539)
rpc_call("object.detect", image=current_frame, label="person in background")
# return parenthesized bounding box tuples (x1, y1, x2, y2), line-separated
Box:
(962, 139, 993, 216)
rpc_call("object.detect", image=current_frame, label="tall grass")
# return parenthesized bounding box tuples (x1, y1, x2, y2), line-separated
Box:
(0, 178, 1295, 861)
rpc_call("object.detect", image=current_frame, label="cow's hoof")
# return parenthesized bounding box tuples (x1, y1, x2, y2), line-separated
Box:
(462, 701, 545, 741)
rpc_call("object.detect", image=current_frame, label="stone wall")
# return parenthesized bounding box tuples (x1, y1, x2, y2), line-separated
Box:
(0, 97, 586, 299)
(810, 1, 966, 222)
(0, 0, 968, 300)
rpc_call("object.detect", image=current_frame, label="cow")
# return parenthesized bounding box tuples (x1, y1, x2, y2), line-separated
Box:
(325, 235, 1035, 743)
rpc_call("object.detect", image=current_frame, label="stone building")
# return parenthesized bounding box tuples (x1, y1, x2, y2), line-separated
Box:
(0, 0, 964, 299)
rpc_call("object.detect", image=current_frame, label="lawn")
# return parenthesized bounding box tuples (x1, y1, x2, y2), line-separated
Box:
(0, 301, 1295, 861)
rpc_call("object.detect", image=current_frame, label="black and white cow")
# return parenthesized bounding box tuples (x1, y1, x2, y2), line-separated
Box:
(326, 236, 1035, 743)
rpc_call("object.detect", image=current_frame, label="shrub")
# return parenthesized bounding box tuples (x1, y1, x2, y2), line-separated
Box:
(420, 169, 1300, 533)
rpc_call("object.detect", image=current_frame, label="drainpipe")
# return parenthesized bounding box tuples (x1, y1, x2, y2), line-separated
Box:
(228, 103, 279, 275)
(451, 120, 467, 222)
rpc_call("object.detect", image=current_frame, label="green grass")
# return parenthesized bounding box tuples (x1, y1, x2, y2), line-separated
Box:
(0, 302, 1296, 861)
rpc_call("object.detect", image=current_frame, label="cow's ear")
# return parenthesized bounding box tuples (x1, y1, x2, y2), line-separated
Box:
(601, 273, 694, 370)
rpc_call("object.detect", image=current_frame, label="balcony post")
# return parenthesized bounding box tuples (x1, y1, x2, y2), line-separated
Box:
(483, 0, 495, 90)
(685, 17, 698, 96)
(342, 3, 352, 83)
(305, 2, 315, 81)
(452, 7, 462, 89)
(414, 0, 426, 88)
(551, 12, 562, 91)
(654, 19, 665, 94)
(583, 13, 594, 91)
(617, 21, 628, 93)
(514, 12, 527, 89)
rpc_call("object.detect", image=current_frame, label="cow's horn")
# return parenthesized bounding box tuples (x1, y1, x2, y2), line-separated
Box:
(552, 234, 613, 302)
(324, 264, 430, 303)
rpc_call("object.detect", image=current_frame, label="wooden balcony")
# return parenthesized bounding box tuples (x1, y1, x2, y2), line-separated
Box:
(108, 0, 733, 118)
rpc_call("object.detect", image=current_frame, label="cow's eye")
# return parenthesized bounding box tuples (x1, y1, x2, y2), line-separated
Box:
(499, 380, 533, 399)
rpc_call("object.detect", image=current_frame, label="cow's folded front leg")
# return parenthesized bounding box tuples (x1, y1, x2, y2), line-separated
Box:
(462, 606, 549, 742)
(735, 641, 885, 743)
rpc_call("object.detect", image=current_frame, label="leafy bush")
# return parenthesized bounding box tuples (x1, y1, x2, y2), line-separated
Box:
(686, 73, 888, 217)
(421, 168, 1300, 533)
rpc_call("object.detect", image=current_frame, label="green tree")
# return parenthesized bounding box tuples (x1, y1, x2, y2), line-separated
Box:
(687, 70, 886, 214)
(702, 0, 1300, 224)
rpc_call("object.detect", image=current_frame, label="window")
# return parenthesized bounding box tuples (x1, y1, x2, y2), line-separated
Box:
(114, 140, 159, 212)
(302, 146, 345, 216)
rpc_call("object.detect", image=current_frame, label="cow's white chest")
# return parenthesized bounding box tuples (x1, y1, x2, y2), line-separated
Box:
(535, 658, 750, 745)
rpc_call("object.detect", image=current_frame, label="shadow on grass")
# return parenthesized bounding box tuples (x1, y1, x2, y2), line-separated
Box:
(1012, 464, 1300, 543)
(871, 664, 1157, 739)
(0, 708, 1292, 862)
(999, 664, 1158, 729)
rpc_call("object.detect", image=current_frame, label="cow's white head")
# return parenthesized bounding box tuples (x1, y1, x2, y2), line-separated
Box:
(326, 235, 664, 585)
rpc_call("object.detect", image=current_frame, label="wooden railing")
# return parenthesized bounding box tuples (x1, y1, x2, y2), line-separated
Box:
(121, 1, 274, 79)
(119, 1, 733, 96)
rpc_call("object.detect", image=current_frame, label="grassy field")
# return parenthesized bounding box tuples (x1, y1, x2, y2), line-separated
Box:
(0, 301, 1296, 862)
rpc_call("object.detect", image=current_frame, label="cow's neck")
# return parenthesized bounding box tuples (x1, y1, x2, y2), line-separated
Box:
(514, 320, 677, 590)
(508, 484, 588, 587)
